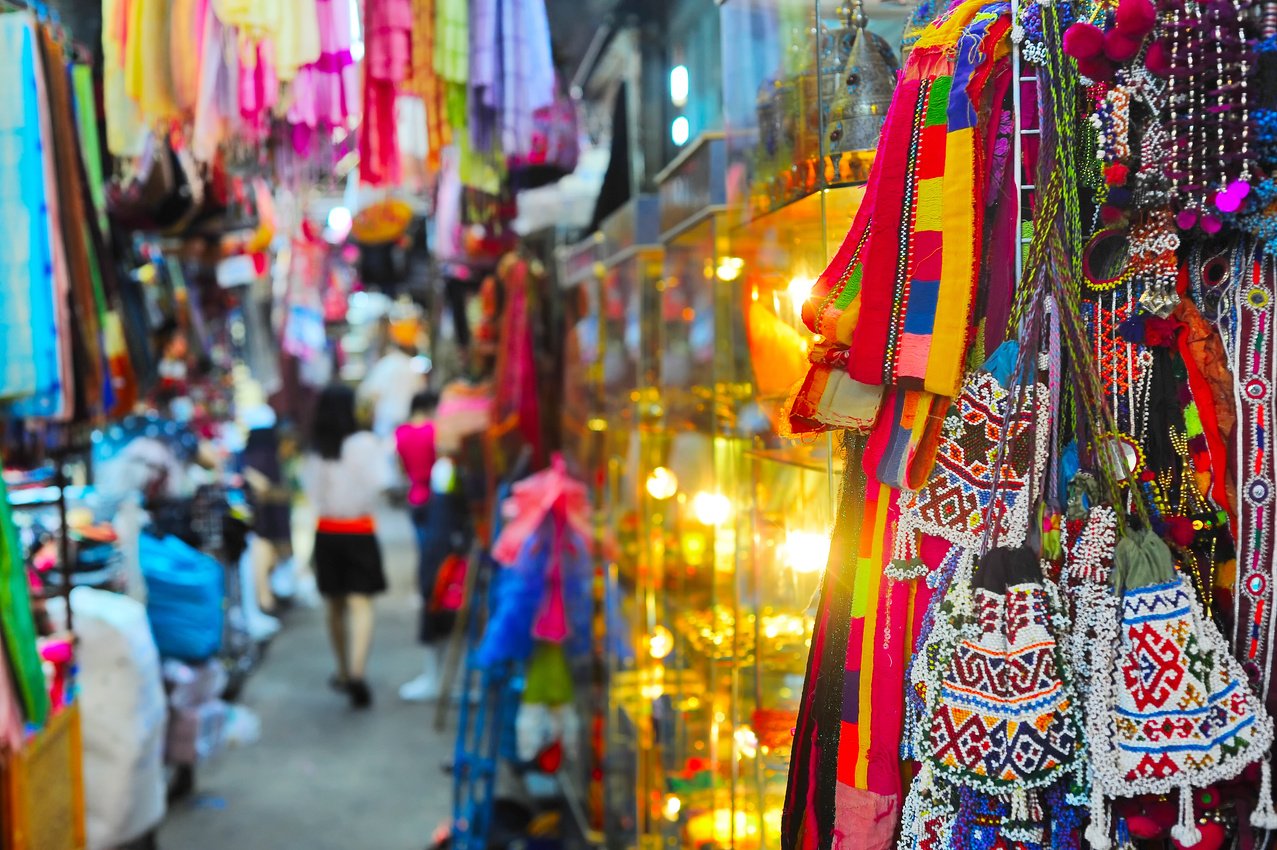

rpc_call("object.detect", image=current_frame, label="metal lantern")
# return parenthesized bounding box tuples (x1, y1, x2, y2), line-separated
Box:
(827, 0, 900, 155)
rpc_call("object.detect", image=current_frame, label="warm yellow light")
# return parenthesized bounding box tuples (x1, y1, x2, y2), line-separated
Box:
(687, 809, 763, 846)
(788, 274, 815, 313)
(734, 725, 759, 760)
(587, 417, 608, 432)
(782, 529, 830, 574)
(663, 795, 682, 821)
(691, 491, 733, 526)
(648, 625, 674, 659)
(646, 466, 679, 500)
(716, 256, 744, 282)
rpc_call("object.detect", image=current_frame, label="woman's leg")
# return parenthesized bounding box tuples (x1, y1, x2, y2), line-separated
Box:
(250, 536, 278, 612)
(346, 594, 376, 680)
(324, 595, 350, 681)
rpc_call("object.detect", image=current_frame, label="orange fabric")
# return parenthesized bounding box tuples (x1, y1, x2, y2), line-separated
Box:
(316, 516, 376, 535)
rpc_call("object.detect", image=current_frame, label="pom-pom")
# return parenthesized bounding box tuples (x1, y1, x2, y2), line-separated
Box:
(1146, 40, 1171, 75)
(1078, 56, 1117, 83)
(1115, 0, 1157, 36)
(1105, 163, 1130, 185)
(1166, 515, 1197, 547)
(1063, 22, 1106, 59)
(1176, 208, 1200, 230)
(1100, 203, 1126, 224)
(1105, 30, 1143, 62)
(1201, 214, 1223, 234)
(1144, 317, 1180, 347)
(1172, 821, 1224, 850)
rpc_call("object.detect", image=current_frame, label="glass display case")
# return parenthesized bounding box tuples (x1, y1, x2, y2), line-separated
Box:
(611, 3, 903, 848)
(561, 197, 665, 850)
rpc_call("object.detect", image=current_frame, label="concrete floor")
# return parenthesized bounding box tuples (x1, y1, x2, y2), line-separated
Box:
(159, 508, 456, 850)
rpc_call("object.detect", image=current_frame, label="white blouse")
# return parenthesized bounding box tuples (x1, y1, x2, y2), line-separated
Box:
(301, 432, 394, 519)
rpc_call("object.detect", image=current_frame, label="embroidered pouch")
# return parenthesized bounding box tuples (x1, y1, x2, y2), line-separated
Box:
(925, 546, 1082, 793)
(1088, 530, 1273, 796)
(893, 342, 1048, 572)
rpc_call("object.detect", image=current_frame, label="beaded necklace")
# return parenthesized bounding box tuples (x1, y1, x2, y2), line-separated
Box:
(1232, 245, 1277, 712)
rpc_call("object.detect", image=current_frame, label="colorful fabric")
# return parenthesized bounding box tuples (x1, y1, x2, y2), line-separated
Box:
(405, 0, 450, 168)
(0, 474, 51, 728)
(0, 15, 41, 401)
(287, 0, 359, 154)
(799, 0, 1012, 400)
(12, 12, 70, 420)
(358, 0, 411, 187)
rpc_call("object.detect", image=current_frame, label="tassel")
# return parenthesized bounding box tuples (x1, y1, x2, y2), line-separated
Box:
(1252, 758, 1277, 830)
(1170, 786, 1202, 846)
(1086, 782, 1113, 850)
(1011, 788, 1030, 822)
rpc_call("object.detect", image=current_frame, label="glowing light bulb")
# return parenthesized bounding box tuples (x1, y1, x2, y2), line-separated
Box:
(788, 274, 815, 313)
(715, 256, 745, 282)
(672, 115, 690, 146)
(648, 625, 674, 660)
(783, 529, 830, 573)
(691, 491, 733, 526)
(670, 65, 690, 107)
(645, 466, 678, 500)
(664, 795, 682, 821)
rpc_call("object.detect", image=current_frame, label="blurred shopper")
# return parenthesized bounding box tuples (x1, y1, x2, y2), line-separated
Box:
(358, 318, 426, 439)
(395, 391, 443, 700)
(301, 384, 392, 708)
(241, 405, 293, 615)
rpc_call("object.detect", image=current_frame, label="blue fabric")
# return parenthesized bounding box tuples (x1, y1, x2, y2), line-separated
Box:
(140, 533, 225, 661)
(475, 519, 593, 668)
(7, 13, 63, 418)
(0, 17, 44, 401)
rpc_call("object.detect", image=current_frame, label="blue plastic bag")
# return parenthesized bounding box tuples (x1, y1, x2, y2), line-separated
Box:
(140, 533, 224, 662)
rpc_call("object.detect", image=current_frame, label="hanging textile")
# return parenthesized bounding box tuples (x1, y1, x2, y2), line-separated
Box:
(0, 14, 42, 401)
(434, 0, 469, 133)
(359, 0, 413, 187)
(0, 474, 51, 730)
(39, 26, 105, 419)
(288, 0, 359, 155)
(10, 11, 71, 420)
(405, 0, 450, 170)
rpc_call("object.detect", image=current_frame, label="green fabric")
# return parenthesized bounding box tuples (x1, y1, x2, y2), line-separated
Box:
(433, 0, 469, 84)
(1112, 528, 1175, 595)
(0, 477, 50, 727)
(523, 643, 574, 707)
(72, 65, 109, 237)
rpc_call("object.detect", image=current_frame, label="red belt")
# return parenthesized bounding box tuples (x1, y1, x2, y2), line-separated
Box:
(316, 516, 375, 535)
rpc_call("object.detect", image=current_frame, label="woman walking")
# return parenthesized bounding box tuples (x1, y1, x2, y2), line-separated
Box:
(302, 384, 392, 708)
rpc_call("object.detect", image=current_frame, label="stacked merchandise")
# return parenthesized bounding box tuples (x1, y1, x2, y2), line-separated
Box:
(779, 0, 1277, 847)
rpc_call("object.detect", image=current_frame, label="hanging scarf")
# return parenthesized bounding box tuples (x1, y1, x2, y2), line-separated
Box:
(803, 0, 1012, 398)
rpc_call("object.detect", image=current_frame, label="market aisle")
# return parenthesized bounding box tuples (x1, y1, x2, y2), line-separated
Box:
(159, 508, 454, 850)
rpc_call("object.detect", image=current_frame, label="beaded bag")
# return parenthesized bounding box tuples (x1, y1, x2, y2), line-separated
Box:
(889, 340, 1049, 579)
(1084, 529, 1276, 848)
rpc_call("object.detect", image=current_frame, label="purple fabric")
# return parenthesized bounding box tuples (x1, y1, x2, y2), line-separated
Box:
(500, 0, 555, 157)
(468, 0, 500, 150)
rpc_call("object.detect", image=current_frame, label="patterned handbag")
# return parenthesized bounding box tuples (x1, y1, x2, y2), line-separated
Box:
(890, 340, 1049, 578)
(1085, 529, 1275, 847)
(925, 546, 1082, 794)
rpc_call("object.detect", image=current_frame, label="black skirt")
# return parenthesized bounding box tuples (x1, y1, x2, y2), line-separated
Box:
(313, 532, 387, 597)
